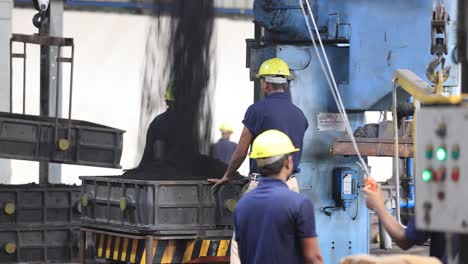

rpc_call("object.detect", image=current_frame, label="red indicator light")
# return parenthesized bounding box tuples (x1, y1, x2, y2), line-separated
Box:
(438, 191, 445, 201)
(452, 167, 460, 182)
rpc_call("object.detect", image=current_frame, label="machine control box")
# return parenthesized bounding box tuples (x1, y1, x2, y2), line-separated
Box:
(333, 168, 358, 208)
(415, 106, 468, 233)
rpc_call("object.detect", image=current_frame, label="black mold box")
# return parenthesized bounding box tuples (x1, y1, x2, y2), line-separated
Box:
(0, 112, 124, 168)
(80, 176, 243, 235)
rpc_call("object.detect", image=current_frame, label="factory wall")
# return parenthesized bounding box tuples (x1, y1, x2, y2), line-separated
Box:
(8, 9, 253, 184)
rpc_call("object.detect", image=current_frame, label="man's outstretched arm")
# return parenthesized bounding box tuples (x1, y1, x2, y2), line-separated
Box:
(207, 127, 253, 187)
(364, 185, 413, 250)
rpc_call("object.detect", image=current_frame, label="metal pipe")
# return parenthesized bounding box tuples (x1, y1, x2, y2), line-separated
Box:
(55, 46, 61, 142)
(401, 97, 415, 209)
(392, 80, 403, 225)
(68, 44, 74, 140)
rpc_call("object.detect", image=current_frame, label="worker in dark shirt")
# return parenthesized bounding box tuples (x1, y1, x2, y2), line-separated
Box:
(211, 123, 237, 164)
(364, 181, 460, 263)
(137, 83, 176, 167)
(208, 58, 308, 263)
(234, 130, 323, 264)
(208, 57, 308, 192)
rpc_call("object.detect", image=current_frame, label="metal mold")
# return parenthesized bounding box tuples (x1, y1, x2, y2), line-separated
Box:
(0, 112, 124, 168)
(0, 184, 81, 226)
(80, 176, 243, 236)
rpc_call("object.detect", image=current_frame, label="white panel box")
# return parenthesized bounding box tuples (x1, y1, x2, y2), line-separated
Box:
(415, 106, 468, 233)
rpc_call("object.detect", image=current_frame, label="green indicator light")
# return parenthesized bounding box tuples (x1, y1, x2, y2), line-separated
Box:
(426, 149, 433, 159)
(452, 145, 460, 160)
(436, 147, 447, 161)
(422, 169, 433, 182)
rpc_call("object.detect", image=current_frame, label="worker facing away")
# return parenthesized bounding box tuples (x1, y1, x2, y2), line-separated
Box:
(137, 83, 176, 167)
(364, 180, 460, 263)
(233, 130, 323, 264)
(210, 123, 237, 164)
(208, 58, 308, 263)
(208, 57, 308, 192)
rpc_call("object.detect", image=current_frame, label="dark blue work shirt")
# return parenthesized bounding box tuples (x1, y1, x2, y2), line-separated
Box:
(234, 178, 317, 264)
(211, 138, 237, 164)
(243, 92, 308, 173)
(138, 107, 177, 167)
(405, 217, 459, 263)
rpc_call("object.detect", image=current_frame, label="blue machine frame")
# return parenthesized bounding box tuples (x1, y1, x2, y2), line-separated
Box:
(250, 0, 460, 263)
(253, 0, 459, 110)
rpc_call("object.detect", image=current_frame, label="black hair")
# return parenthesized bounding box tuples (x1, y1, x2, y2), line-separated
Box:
(257, 155, 289, 176)
(270, 82, 288, 90)
(260, 77, 288, 91)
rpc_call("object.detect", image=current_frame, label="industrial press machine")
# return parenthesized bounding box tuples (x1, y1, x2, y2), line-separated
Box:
(2, 0, 468, 263)
(249, 0, 466, 263)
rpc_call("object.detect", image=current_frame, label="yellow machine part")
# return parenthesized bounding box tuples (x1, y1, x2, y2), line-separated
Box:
(3, 202, 15, 215)
(96, 234, 231, 264)
(394, 69, 464, 105)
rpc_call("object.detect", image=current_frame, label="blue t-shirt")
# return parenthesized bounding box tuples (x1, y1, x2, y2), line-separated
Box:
(234, 178, 317, 264)
(405, 217, 459, 263)
(242, 92, 308, 173)
(138, 107, 177, 167)
(211, 138, 237, 164)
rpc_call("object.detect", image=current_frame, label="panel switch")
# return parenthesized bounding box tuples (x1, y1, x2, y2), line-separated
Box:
(436, 123, 447, 138)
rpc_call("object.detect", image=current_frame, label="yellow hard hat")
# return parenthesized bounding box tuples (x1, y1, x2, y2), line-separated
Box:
(256, 58, 292, 79)
(164, 83, 175, 101)
(250, 129, 299, 159)
(219, 123, 233, 133)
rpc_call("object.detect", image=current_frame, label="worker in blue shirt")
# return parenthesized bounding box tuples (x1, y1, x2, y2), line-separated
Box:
(208, 58, 308, 263)
(233, 130, 323, 264)
(364, 180, 459, 263)
(208, 57, 308, 193)
(211, 123, 237, 164)
(137, 83, 176, 167)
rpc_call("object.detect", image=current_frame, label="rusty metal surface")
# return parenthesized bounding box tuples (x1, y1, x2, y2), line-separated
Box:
(331, 137, 414, 157)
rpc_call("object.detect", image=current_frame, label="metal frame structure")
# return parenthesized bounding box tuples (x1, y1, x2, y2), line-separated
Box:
(10, 33, 75, 144)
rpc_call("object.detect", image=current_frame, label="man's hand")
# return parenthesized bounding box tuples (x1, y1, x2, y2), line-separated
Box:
(364, 181, 413, 250)
(207, 175, 230, 190)
(363, 183, 385, 213)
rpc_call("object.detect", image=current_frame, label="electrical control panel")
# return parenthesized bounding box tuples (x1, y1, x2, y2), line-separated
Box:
(415, 106, 468, 233)
(333, 168, 358, 208)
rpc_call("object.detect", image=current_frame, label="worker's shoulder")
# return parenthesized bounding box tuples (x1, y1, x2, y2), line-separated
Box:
(247, 96, 303, 112)
(153, 108, 174, 121)
(284, 190, 315, 208)
(272, 187, 308, 201)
